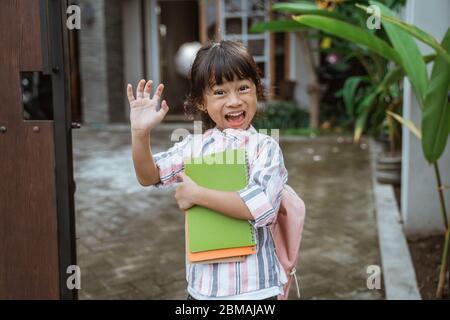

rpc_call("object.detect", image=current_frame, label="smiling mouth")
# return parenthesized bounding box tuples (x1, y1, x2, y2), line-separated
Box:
(224, 110, 246, 127)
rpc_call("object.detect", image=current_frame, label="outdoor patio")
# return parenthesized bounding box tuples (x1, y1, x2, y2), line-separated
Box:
(74, 123, 382, 300)
(71, 0, 450, 301)
(1, 0, 449, 302)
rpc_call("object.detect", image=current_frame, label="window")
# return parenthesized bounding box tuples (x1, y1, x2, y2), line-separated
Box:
(200, 0, 280, 98)
(220, 0, 270, 89)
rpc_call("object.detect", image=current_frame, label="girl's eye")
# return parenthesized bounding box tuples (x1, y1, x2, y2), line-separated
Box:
(214, 89, 225, 95)
(239, 85, 250, 92)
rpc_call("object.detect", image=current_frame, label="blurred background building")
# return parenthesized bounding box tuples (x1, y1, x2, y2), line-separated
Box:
(72, 0, 317, 125)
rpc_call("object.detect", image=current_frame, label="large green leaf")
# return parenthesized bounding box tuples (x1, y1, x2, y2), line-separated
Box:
(422, 28, 450, 163)
(378, 66, 403, 92)
(357, 3, 450, 65)
(354, 110, 370, 143)
(342, 76, 369, 117)
(294, 15, 401, 65)
(381, 17, 450, 65)
(354, 91, 379, 142)
(250, 19, 306, 33)
(377, 54, 437, 93)
(272, 2, 346, 20)
(370, 1, 428, 106)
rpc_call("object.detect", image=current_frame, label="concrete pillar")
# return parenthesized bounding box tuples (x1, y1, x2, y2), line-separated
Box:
(79, 0, 125, 124)
(401, 0, 450, 235)
(79, 0, 109, 124)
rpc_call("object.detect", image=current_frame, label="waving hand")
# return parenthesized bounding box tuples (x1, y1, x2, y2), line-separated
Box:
(127, 79, 170, 136)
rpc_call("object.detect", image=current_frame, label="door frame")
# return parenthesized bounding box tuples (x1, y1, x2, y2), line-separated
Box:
(40, 0, 78, 300)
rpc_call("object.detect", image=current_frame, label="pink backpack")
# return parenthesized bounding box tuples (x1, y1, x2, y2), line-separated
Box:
(271, 185, 306, 300)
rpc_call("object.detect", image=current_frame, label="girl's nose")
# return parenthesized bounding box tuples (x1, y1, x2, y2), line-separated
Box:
(225, 92, 243, 108)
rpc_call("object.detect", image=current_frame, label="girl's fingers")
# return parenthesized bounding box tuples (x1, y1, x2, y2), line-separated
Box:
(160, 99, 170, 115)
(143, 80, 153, 99)
(152, 84, 165, 103)
(175, 171, 188, 183)
(136, 79, 145, 99)
(126, 84, 135, 103)
(179, 171, 193, 183)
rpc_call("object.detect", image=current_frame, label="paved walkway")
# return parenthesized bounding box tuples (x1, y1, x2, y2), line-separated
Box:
(73, 123, 382, 300)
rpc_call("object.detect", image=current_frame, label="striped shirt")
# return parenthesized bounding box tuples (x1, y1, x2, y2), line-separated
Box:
(152, 125, 288, 298)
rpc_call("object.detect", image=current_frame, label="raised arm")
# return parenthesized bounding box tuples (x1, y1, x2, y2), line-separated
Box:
(128, 79, 170, 186)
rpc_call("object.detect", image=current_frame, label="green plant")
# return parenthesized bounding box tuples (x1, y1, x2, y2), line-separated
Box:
(253, 101, 310, 130)
(368, 3, 450, 297)
(252, 0, 450, 297)
(334, 70, 403, 151)
(251, 0, 407, 151)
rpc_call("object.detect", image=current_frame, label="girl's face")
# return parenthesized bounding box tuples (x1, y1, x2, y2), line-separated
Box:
(202, 78, 257, 131)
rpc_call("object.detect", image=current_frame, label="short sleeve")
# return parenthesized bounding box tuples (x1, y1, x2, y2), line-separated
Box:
(153, 134, 193, 189)
(238, 137, 288, 228)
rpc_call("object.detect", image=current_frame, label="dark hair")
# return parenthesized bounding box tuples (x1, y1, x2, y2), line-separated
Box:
(184, 40, 266, 131)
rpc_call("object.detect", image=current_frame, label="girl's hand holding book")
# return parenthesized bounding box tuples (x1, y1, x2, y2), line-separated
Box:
(127, 79, 170, 137)
(175, 172, 200, 210)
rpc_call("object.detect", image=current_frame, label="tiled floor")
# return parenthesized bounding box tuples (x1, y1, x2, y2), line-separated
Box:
(73, 124, 382, 300)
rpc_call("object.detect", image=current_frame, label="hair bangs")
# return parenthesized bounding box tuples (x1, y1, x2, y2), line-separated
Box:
(206, 44, 258, 88)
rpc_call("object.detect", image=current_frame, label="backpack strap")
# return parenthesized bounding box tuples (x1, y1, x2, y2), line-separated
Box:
(290, 267, 301, 298)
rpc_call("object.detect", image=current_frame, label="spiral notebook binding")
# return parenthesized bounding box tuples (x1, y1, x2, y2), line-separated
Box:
(250, 225, 256, 246)
(242, 148, 256, 246)
(243, 148, 249, 187)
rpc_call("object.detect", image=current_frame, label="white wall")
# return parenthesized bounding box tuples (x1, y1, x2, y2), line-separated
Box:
(401, 0, 450, 235)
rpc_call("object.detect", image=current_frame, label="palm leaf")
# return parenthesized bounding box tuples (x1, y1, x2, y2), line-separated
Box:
(422, 28, 450, 163)
(342, 76, 369, 117)
(356, 3, 450, 65)
(250, 19, 306, 33)
(369, 1, 428, 106)
(354, 91, 378, 142)
(272, 2, 346, 20)
(387, 111, 422, 140)
(294, 15, 401, 64)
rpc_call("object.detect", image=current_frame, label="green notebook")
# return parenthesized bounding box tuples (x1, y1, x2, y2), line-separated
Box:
(185, 149, 256, 253)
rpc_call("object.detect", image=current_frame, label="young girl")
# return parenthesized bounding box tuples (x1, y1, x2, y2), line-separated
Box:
(127, 40, 288, 300)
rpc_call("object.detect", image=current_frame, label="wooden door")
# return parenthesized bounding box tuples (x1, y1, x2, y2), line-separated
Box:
(159, 0, 199, 116)
(0, 0, 77, 299)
